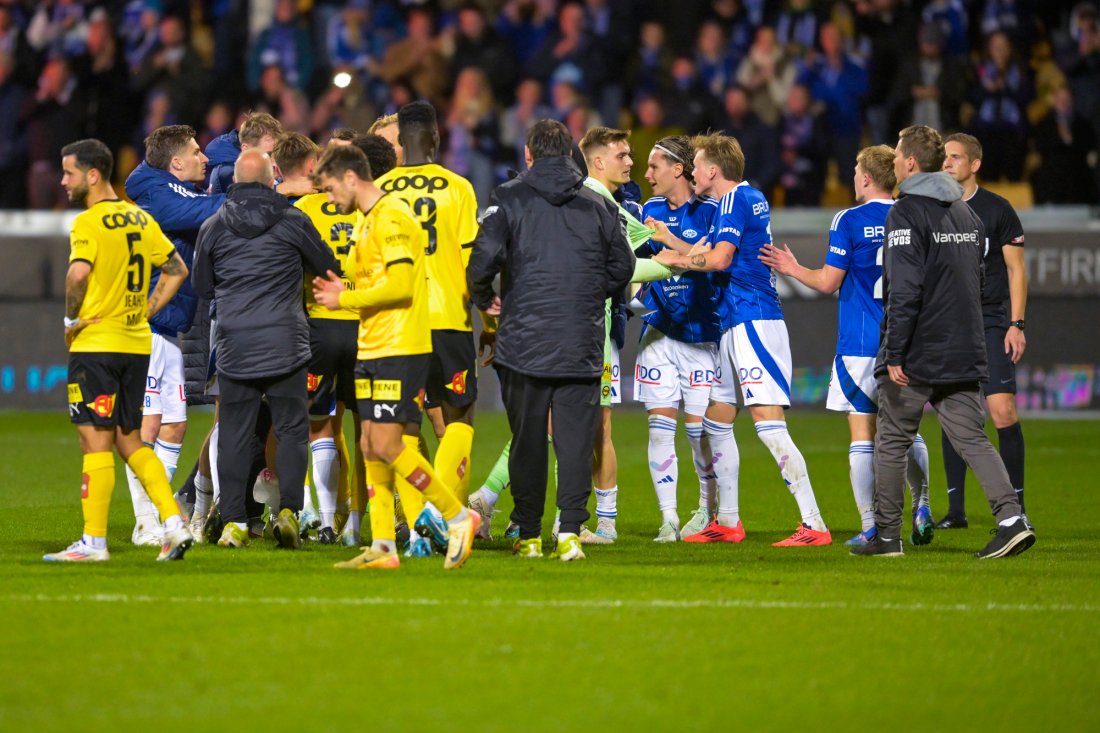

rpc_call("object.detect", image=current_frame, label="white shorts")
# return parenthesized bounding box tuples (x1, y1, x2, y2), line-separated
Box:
(826, 354, 879, 414)
(711, 320, 793, 407)
(144, 333, 187, 422)
(633, 328, 718, 416)
(601, 341, 621, 407)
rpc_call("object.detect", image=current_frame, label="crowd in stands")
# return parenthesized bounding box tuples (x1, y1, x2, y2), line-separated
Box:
(1, 0, 1097, 210)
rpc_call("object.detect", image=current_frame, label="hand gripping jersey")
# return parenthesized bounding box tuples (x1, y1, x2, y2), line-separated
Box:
(639, 195, 721, 344)
(348, 194, 432, 360)
(825, 199, 893, 357)
(710, 181, 783, 329)
(68, 199, 177, 354)
(374, 164, 480, 332)
(295, 192, 359, 321)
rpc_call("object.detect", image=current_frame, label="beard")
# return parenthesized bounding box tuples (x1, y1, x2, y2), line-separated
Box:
(68, 182, 89, 206)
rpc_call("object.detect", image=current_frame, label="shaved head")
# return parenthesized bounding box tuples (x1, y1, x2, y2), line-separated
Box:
(234, 148, 274, 187)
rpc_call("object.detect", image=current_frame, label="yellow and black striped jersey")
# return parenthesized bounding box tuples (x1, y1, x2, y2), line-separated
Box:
(348, 193, 432, 359)
(374, 164, 479, 332)
(295, 192, 359, 321)
(68, 200, 175, 354)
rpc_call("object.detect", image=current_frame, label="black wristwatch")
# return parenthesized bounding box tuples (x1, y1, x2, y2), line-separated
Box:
(1010, 320, 1026, 330)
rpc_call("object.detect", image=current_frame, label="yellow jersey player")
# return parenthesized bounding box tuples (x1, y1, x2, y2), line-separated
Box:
(374, 102, 493, 532)
(310, 144, 480, 570)
(289, 135, 360, 544)
(46, 138, 194, 563)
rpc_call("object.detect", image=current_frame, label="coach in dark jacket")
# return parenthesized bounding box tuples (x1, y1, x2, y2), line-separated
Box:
(192, 149, 338, 545)
(468, 119, 634, 554)
(851, 125, 1033, 560)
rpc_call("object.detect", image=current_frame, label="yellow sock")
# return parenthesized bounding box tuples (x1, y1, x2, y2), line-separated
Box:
(435, 422, 474, 504)
(365, 459, 396, 543)
(80, 451, 115, 538)
(336, 431, 350, 510)
(394, 435, 426, 524)
(126, 446, 180, 522)
(390, 445, 462, 521)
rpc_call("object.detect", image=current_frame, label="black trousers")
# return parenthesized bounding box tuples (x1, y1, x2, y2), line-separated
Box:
(217, 367, 309, 524)
(498, 366, 601, 539)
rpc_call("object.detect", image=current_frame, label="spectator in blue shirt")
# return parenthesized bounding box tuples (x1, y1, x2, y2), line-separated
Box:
(248, 0, 314, 92)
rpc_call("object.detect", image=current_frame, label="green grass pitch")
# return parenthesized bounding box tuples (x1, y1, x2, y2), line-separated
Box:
(1, 409, 1097, 731)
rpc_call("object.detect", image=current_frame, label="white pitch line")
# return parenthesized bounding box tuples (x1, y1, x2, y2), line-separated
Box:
(3, 593, 1097, 614)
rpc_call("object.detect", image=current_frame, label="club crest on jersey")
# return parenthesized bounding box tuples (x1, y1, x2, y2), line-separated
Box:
(446, 370, 468, 395)
(87, 393, 116, 418)
(307, 373, 323, 392)
(683, 229, 698, 239)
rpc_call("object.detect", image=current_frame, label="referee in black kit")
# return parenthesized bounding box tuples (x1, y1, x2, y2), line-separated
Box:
(937, 133, 1029, 529)
(467, 119, 635, 561)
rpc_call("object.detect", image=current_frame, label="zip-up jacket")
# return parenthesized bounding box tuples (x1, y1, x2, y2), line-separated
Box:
(467, 156, 635, 379)
(878, 171, 988, 384)
(192, 182, 337, 380)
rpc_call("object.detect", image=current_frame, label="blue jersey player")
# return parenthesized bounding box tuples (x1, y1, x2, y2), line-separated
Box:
(759, 145, 933, 546)
(654, 133, 830, 548)
(635, 136, 720, 542)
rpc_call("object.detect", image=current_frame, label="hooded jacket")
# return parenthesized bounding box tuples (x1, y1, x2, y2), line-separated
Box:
(192, 182, 338, 380)
(126, 161, 227, 403)
(467, 156, 635, 379)
(203, 130, 240, 195)
(878, 171, 988, 384)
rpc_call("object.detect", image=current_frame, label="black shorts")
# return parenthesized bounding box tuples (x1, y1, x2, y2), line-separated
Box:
(354, 354, 430, 424)
(425, 329, 478, 409)
(67, 352, 149, 430)
(308, 319, 359, 417)
(982, 309, 1016, 396)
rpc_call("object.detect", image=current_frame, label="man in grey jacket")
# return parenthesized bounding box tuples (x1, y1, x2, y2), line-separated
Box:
(467, 119, 635, 561)
(851, 125, 1035, 560)
(192, 149, 338, 549)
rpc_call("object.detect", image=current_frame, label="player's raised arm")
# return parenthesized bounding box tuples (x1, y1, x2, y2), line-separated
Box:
(758, 243, 846, 294)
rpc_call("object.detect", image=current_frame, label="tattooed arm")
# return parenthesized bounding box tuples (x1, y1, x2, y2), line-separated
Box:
(64, 261, 94, 347)
(147, 252, 189, 320)
(653, 240, 737, 272)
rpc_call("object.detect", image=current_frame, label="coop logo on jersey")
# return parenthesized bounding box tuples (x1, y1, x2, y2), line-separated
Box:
(381, 174, 449, 194)
(446, 370, 468, 395)
(87, 393, 116, 418)
(307, 373, 323, 392)
(101, 209, 149, 230)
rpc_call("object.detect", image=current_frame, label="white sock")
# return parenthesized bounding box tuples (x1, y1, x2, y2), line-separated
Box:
(163, 514, 183, 531)
(849, 441, 876, 531)
(126, 443, 161, 528)
(703, 417, 740, 527)
(83, 534, 107, 550)
(648, 414, 678, 518)
(474, 486, 499, 510)
(302, 486, 316, 513)
(372, 539, 396, 554)
(310, 437, 339, 528)
(685, 421, 716, 513)
(907, 433, 931, 509)
(153, 438, 182, 483)
(755, 420, 826, 532)
(348, 511, 362, 535)
(194, 472, 212, 519)
(595, 486, 618, 520)
(427, 503, 444, 523)
(209, 422, 221, 504)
